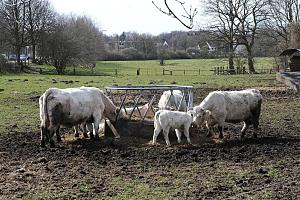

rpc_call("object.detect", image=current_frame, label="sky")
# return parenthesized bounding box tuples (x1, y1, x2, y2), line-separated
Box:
(49, 0, 204, 36)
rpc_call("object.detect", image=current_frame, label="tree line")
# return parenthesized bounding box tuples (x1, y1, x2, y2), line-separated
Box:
(0, 0, 104, 74)
(1, 0, 300, 74)
(155, 0, 300, 73)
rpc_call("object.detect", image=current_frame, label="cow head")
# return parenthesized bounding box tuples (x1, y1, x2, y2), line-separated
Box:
(105, 108, 118, 123)
(192, 106, 208, 127)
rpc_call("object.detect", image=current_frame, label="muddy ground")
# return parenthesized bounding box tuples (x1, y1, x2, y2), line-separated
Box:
(0, 88, 299, 199)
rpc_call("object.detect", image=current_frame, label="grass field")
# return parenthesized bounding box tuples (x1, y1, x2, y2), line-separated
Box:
(0, 58, 299, 199)
(0, 58, 279, 134)
(36, 57, 275, 76)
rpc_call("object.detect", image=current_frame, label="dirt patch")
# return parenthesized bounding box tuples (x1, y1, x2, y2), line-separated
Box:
(0, 87, 299, 199)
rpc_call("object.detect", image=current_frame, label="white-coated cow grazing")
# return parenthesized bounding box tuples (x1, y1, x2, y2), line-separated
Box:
(193, 89, 262, 139)
(39, 87, 118, 147)
(158, 90, 186, 111)
(152, 110, 195, 146)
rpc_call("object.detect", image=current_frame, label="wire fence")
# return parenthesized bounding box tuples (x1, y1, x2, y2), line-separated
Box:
(37, 66, 276, 76)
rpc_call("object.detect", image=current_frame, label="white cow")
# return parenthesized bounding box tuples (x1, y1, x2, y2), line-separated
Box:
(39, 87, 118, 147)
(158, 90, 187, 111)
(193, 89, 262, 139)
(152, 110, 194, 146)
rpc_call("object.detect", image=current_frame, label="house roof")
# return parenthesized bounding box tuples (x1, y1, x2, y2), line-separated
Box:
(279, 48, 300, 56)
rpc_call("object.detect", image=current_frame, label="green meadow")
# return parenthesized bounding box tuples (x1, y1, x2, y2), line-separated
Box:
(0, 57, 280, 134)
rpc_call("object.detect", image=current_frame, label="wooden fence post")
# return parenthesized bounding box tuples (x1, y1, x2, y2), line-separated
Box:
(198, 69, 201, 75)
(115, 69, 118, 76)
(163, 68, 165, 75)
(184, 70, 185, 75)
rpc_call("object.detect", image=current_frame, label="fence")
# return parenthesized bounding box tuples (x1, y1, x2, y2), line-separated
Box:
(36, 66, 275, 76)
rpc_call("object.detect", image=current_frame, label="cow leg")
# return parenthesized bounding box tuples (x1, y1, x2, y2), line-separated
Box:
(206, 122, 213, 137)
(252, 119, 259, 138)
(40, 126, 48, 147)
(217, 118, 226, 139)
(183, 126, 191, 144)
(218, 125, 224, 139)
(163, 127, 171, 146)
(175, 129, 182, 143)
(86, 123, 94, 139)
(92, 119, 101, 140)
(56, 126, 61, 142)
(152, 126, 161, 145)
(82, 123, 89, 138)
(74, 125, 80, 137)
(251, 99, 261, 138)
(49, 128, 57, 148)
(241, 120, 250, 138)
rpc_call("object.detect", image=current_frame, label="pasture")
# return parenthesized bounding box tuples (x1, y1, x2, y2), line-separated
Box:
(0, 58, 299, 199)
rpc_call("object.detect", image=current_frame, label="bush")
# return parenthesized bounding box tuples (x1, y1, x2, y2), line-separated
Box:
(169, 50, 191, 59)
(104, 50, 126, 61)
(187, 48, 201, 58)
(121, 48, 145, 60)
(0, 55, 21, 73)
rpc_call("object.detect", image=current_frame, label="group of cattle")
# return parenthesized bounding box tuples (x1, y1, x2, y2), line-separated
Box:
(39, 87, 262, 147)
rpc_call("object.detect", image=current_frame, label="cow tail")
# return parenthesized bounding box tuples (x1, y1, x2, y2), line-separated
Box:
(42, 89, 52, 127)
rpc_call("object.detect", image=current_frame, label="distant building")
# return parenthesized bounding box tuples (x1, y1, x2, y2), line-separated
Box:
(279, 48, 300, 72)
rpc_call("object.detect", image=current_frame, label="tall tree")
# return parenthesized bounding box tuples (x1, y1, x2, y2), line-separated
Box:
(0, 0, 27, 64)
(267, 0, 300, 44)
(25, 0, 54, 62)
(206, 0, 241, 70)
(40, 15, 105, 74)
(234, 0, 269, 73)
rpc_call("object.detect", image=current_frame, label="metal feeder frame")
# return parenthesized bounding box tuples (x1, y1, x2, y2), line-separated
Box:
(105, 85, 194, 122)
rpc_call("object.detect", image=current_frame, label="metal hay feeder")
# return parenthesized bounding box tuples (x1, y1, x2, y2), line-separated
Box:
(104, 85, 194, 139)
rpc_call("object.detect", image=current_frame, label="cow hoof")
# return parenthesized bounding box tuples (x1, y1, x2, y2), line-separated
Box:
(83, 133, 88, 138)
(57, 136, 62, 142)
(94, 136, 100, 141)
(219, 134, 224, 139)
(206, 133, 213, 137)
(74, 133, 79, 138)
(40, 141, 46, 148)
(50, 141, 55, 148)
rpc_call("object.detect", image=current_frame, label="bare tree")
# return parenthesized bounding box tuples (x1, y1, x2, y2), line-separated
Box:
(40, 15, 105, 74)
(267, 0, 300, 45)
(25, 0, 55, 62)
(152, 0, 197, 29)
(234, 0, 269, 73)
(206, 0, 241, 71)
(0, 0, 27, 64)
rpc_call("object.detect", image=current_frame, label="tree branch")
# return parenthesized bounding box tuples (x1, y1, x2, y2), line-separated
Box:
(152, 0, 197, 29)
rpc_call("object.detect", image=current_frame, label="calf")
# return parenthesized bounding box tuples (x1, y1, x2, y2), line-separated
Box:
(193, 89, 262, 139)
(152, 110, 194, 146)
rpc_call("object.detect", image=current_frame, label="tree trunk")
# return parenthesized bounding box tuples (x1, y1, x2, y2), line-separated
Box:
(160, 58, 164, 66)
(228, 46, 234, 70)
(32, 44, 36, 63)
(246, 47, 255, 73)
(16, 46, 21, 65)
